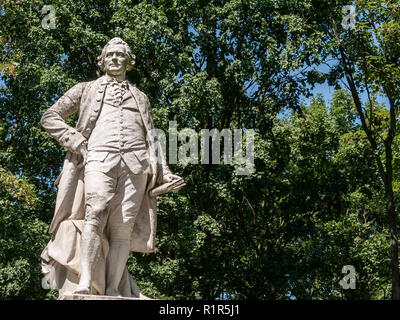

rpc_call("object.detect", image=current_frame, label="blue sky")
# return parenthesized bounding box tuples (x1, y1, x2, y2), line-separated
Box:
(305, 77, 390, 107)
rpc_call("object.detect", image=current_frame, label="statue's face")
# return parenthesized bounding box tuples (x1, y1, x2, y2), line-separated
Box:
(103, 44, 129, 76)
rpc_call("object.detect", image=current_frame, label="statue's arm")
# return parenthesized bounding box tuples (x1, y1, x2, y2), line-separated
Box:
(156, 134, 171, 176)
(143, 94, 171, 177)
(40, 82, 87, 154)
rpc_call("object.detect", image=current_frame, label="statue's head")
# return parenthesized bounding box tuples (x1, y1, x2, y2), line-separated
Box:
(97, 37, 136, 76)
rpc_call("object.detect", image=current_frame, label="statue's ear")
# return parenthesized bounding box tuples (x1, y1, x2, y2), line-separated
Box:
(97, 57, 105, 72)
(126, 60, 135, 72)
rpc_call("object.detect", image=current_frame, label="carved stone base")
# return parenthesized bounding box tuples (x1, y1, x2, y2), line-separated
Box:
(59, 294, 146, 300)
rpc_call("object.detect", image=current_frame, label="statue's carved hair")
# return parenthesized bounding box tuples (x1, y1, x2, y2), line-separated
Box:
(97, 38, 136, 72)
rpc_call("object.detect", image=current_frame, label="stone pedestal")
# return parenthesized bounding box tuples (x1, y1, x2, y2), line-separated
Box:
(59, 294, 147, 300)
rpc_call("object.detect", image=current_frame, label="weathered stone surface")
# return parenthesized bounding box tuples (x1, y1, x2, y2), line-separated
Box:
(40, 37, 184, 299)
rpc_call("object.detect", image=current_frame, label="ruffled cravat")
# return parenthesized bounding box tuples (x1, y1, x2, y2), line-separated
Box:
(107, 78, 129, 105)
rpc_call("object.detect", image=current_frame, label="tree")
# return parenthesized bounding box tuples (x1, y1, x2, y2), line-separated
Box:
(0, 164, 53, 299)
(310, 0, 400, 299)
(280, 92, 391, 299)
(0, 0, 322, 299)
(0, 0, 397, 300)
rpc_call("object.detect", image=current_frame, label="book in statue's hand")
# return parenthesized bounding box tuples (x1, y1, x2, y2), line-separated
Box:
(149, 177, 186, 197)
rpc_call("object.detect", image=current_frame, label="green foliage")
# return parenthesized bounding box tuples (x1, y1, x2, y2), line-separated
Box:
(0, 0, 397, 300)
(0, 167, 51, 299)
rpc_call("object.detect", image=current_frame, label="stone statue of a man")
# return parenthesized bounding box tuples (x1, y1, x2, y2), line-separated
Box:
(40, 38, 182, 298)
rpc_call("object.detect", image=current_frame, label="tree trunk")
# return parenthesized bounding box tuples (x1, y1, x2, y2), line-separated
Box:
(384, 170, 400, 299)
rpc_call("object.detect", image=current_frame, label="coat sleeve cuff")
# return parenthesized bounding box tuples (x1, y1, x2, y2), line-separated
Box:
(60, 128, 86, 153)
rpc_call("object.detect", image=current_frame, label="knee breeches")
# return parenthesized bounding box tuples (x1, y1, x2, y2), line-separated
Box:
(84, 153, 148, 240)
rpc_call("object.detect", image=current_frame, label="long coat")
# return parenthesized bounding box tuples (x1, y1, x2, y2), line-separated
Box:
(41, 75, 169, 253)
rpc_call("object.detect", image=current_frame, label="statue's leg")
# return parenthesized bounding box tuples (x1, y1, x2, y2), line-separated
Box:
(105, 169, 147, 296)
(105, 225, 133, 296)
(74, 163, 116, 295)
(74, 221, 103, 294)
